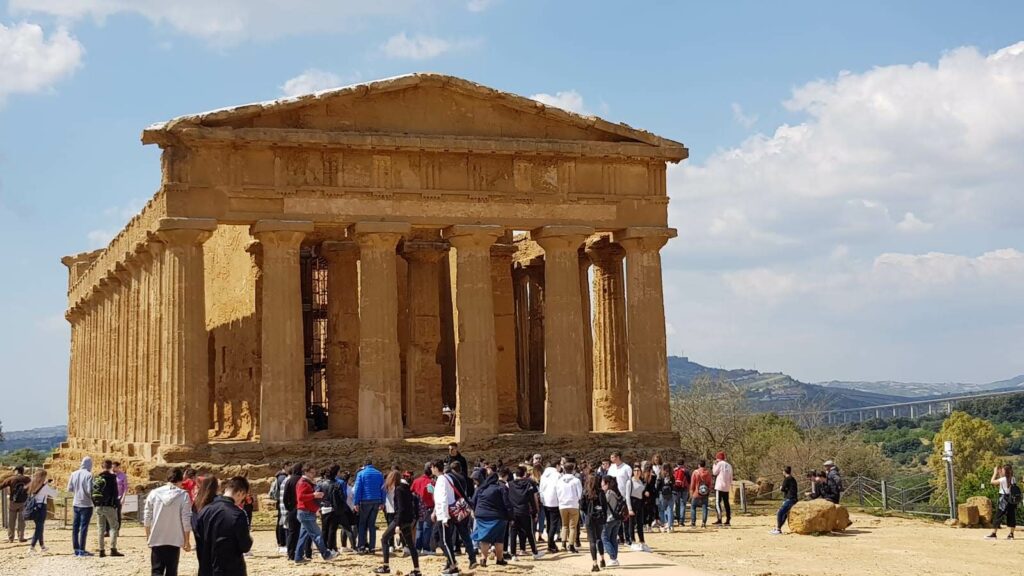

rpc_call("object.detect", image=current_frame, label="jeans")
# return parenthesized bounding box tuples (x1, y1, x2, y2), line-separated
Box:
(601, 519, 620, 560)
(673, 491, 688, 525)
(356, 500, 381, 551)
(295, 510, 331, 561)
(96, 505, 120, 551)
(776, 498, 796, 530)
(415, 518, 434, 552)
(29, 506, 46, 548)
(691, 496, 709, 526)
(151, 545, 180, 576)
(72, 506, 93, 552)
(658, 495, 674, 527)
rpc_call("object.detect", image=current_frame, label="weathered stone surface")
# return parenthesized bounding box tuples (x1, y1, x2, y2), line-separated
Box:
(787, 499, 851, 534)
(958, 504, 980, 527)
(966, 496, 993, 526)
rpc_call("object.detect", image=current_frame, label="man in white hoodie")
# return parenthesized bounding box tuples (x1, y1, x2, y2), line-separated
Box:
(144, 467, 193, 576)
(66, 456, 94, 557)
(555, 461, 583, 554)
(537, 461, 562, 553)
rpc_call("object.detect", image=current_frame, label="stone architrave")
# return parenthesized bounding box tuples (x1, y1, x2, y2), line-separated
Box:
(402, 240, 447, 434)
(322, 240, 360, 437)
(354, 221, 411, 439)
(532, 226, 595, 435)
(157, 217, 217, 446)
(252, 220, 313, 443)
(614, 227, 677, 432)
(491, 243, 518, 429)
(585, 235, 629, 432)
(444, 225, 503, 442)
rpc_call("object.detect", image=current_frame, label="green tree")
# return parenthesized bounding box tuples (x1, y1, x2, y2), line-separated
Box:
(0, 448, 47, 468)
(928, 411, 1005, 500)
(733, 413, 803, 479)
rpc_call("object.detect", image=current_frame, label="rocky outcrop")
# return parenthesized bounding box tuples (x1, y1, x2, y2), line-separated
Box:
(787, 499, 851, 534)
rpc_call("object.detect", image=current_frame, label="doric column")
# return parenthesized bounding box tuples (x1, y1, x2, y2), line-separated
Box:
(401, 240, 447, 435)
(444, 225, 503, 442)
(525, 262, 546, 430)
(322, 240, 360, 437)
(512, 267, 531, 429)
(65, 307, 81, 439)
(146, 239, 165, 445)
(102, 274, 119, 440)
(115, 263, 132, 442)
(614, 227, 677, 432)
(251, 220, 313, 443)
(134, 244, 153, 443)
(532, 226, 594, 435)
(579, 250, 594, 428)
(353, 221, 410, 439)
(491, 243, 518, 429)
(126, 252, 145, 443)
(157, 217, 217, 446)
(585, 235, 629, 431)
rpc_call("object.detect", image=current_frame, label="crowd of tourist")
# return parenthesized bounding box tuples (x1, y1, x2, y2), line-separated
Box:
(2, 442, 870, 576)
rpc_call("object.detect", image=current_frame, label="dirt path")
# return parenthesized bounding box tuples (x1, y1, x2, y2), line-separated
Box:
(0, 511, 1014, 575)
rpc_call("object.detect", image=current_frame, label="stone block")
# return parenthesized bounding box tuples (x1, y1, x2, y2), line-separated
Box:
(788, 499, 852, 534)
(731, 480, 759, 505)
(958, 504, 980, 527)
(966, 496, 993, 526)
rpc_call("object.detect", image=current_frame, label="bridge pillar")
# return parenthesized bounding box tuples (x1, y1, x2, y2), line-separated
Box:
(909, 405, 916, 419)
(875, 408, 881, 420)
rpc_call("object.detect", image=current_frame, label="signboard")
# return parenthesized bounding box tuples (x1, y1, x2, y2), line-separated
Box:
(122, 494, 139, 514)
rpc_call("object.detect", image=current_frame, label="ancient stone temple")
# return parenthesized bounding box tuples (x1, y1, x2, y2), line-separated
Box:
(58, 74, 686, 471)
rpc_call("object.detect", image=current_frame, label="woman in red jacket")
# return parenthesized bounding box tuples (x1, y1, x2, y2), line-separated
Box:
(294, 468, 340, 564)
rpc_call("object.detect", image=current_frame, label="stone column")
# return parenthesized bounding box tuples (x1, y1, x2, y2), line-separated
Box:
(402, 240, 447, 434)
(102, 275, 119, 440)
(532, 226, 594, 435)
(115, 263, 132, 443)
(65, 308, 80, 439)
(579, 250, 594, 428)
(614, 227, 676, 432)
(491, 243, 518, 429)
(251, 220, 313, 443)
(157, 217, 217, 446)
(146, 239, 165, 445)
(444, 225, 503, 442)
(512, 267, 531, 429)
(353, 222, 410, 439)
(134, 245, 152, 443)
(585, 235, 629, 432)
(322, 240, 360, 437)
(525, 262, 546, 430)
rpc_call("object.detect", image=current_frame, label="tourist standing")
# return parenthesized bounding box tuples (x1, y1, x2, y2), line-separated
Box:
(823, 460, 843, 504)
(507, 465, 542, 560)
(606, 452, 634, 519)
(771, 466, 799, 535)
(656, 465, 675, 531)
(2, 465, 30, 543)
(67, 456, 95, 557)
(411, 463, 436, 556)
(93, 459, 123, 557)
(433, 460, 479, 575)
(556, 462, 583, 554)
(628, 466, 650, 551)
(600, 476, 623, 568)
(283, 463, 306, 560)
(712, 452, 733, 526)
(375, 470, 422, 575)
(381, 470, 400, 557)
(689, 460, 713, 528)
(143, 467, 193, 576)
(538, 460, 562, 553)
(318, 465, 343, 553)
(582, 473, 608, 572)
(194, 476, 253, 576)
(113, 462, 128, 533)
(268, 462, 290, 554)
(24, 470, 57, 553)
(445, 443, 471, 496)
(353, 457, 385, 553)
(986, 464, 1019, 540)
(471, 468, 512, 567)
(672, 459, 690, 527)
(294, 466, 340, 563)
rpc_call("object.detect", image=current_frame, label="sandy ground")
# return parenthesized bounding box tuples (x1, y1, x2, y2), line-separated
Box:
(1, 508, 1017, 576)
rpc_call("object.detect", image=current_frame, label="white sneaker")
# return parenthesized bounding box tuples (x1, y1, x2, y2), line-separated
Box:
(243, 551, 253, 557)
(325, 550, 341, 561)
(277, 546, 288, 555)
(510, 555, 520, 562)
(641, 544, 652, 553)
(608, 559, 620, 567)
(629, 543, 643, 552)
(343, 547, 356, 554)
(769, 529, 782, 535)
(532, 551, 545, 560)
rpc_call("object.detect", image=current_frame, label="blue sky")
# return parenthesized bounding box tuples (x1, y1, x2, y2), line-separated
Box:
(2, 1, 1023, 431)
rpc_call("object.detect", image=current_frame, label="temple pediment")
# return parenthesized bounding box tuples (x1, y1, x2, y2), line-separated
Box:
(142, 73, 686, 160)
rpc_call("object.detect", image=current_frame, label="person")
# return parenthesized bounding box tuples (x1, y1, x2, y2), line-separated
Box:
(822, 460, 843, 504)
(381, 470, 401, 557)
(93, 459, 123, 557)
(606, 452, 634, 521)
(656, 465, 675, 532)
(805, 471, 820, 499)
(530, 463, 547, 545)
(24, 469, 58, 553)
(194, 476, 253, 576)
(113, 462, 128, 535)
(445, 443, 471, 496)
(556, 461, 583, 554)
(2, 465, 30, 543)
(339, 471, 359, 552)
(672, 459, 690, 527)
(471, 468, 512, 567)
(144, 467, 193, 576)
(507, 465, 542, 561)
(689, 460, 713, 528)
(67, 456, 95, 557)
(283, 463, 306, 560)
(182, 468, 199, 503)
(295, 465, 340, 563)
(268, 462, 290, 555)
(628, 465, 650, 551)
(538, 460, 562, 553)
(771, 466, 799, 535)
(600, 476, 623, 568)
(375, 470, 422, 575)
(581, 473, 607, 572)
(986, 464, 1019, 540)
(433, 459, 478, 574)
(411, 463, 436, 556)
(712, 452, 733, 526)
(642, 462, 658, 533)
(193, 476, 220, 518)
(650, 454, 664, 479)
(353, 457, 385, 553)
(318, 465, 343, 553)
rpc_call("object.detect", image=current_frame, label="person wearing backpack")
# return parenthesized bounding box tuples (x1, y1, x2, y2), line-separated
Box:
(689, 460, 713, 528)
(432, 459, 479, 575)
(93, 459, 124, 557)
(599, 475, 624, 567)
(317, 465, 343, 553)
(2, 465, 30, 543)
(671, 460, 690, 527)
(67, 456, 95, 557)
(24, 469, 58, 553)
(823, 460, 843, 504)
(581, 473, 607, 572)
(986, 464, 1019, 540)
(267, 462, 290, 554)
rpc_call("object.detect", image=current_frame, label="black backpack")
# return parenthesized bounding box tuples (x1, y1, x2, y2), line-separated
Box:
(11, 481, 29, 504)
(1006, 479, 1022, 507)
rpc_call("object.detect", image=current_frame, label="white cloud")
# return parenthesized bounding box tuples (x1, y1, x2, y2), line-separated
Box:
(87, 229, 114, 248)
(730, 102, 758, 128)
(466, 0, 496, 12)
(529, 89, 591, 115)
(0, 22, 83, 104)
(280, 68, 343, 97)
(380, 32, 476, 60)
(10, 0, 415, 45)
(896, 211, 933, 233)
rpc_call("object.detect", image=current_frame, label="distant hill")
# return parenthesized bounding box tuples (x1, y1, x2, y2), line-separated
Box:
(0, 425, 67, 454)
(816, 374, 1024, 398)
(668, 356, 908, 412)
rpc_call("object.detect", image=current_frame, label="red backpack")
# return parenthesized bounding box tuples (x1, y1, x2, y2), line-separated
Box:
(673, 467, 689, 491)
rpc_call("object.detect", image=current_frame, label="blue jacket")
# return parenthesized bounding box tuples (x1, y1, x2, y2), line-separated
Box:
(471, 473, 512, 521)
(352, 466, 385, 505)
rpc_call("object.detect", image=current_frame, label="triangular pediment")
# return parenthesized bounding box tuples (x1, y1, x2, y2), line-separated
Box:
(143, 74, 685, 155)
